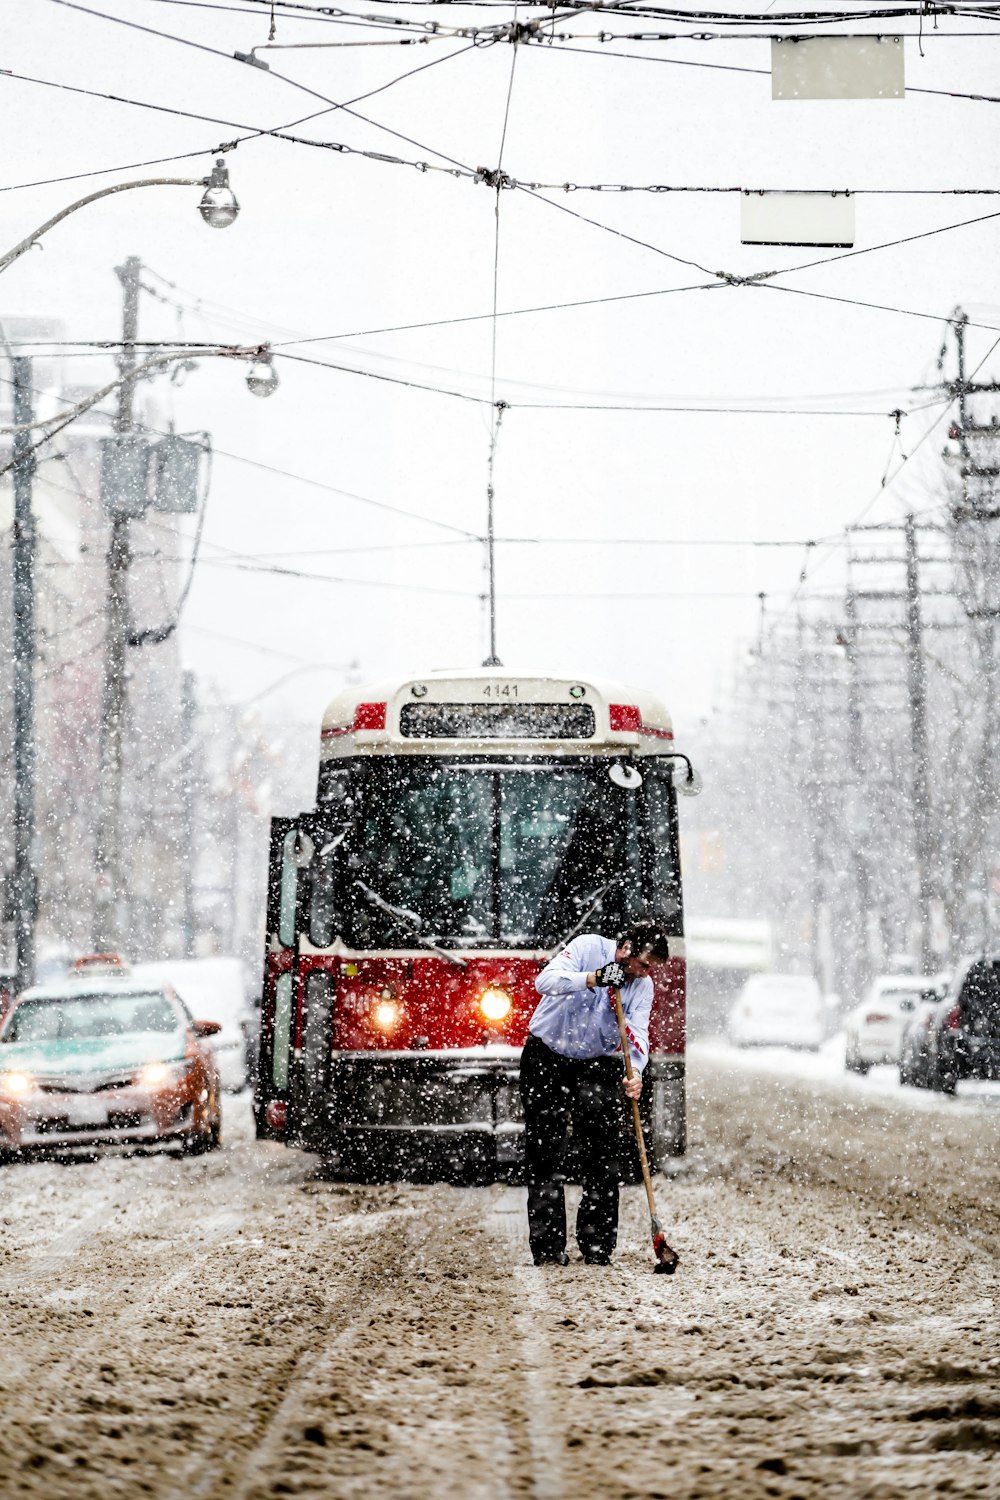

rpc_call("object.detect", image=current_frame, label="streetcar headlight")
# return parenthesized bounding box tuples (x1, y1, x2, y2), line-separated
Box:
(479, 989, 512, 1023)
(0, 1071, 32, 1097)
(372, 999, 400, 1030)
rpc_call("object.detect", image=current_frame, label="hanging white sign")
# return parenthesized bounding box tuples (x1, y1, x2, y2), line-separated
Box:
(740, 191, 855, 248)
(771, 36, 904, 100)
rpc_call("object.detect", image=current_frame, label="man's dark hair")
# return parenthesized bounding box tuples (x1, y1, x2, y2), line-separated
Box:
(619, 918, 672, 961)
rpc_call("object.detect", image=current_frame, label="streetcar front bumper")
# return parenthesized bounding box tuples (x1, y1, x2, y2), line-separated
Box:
(295, 1049, 525, 1180)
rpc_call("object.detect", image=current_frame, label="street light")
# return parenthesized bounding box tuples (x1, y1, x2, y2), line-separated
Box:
(0, 346, 278, 461)
(246, 347, 280, 398)
(198, 159, 240, 230)
(0, 161, 240, 277)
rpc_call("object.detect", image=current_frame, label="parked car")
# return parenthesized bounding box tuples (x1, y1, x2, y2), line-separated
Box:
(727, 974, 825, 1049)
(0, 954, 222, 1157)
(926, 954, 1000, 1095)
(241, 997, 262, 1092)
(131, 957, 252, 1092)
(0, 972, 14, 1028)
(844, 975, 935, 1073)
(898, 976, 951, 1087)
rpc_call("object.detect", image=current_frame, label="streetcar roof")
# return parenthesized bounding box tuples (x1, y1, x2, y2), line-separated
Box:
(319, 667, 674, 758)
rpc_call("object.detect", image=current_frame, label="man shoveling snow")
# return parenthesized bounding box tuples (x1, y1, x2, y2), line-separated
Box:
(520, 921, 671, 1266)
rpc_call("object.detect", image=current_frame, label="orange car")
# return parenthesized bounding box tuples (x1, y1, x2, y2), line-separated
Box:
(0, 959, 223, 1157)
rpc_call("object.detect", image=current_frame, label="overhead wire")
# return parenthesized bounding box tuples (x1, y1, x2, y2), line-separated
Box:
(45, 0, 484, 174)
(0, 367, 482, 539)
(216, 0, 1000, 13)
(9, 276, 1000, 350)
(8, 47, 1000, 309)
(208, 443, 483, 536)
(535, 36, 1000, 107)
(0, 341, 951, 416)
(18, 0, 998, 677)
(773, 326, 1000, 617)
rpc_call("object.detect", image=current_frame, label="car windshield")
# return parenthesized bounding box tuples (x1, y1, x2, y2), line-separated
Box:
(2, 992, 183, 1045)
(319, 760, 678, 949)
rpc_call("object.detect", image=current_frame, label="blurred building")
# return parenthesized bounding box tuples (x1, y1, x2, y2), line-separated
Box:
(0, 318, 281, 977)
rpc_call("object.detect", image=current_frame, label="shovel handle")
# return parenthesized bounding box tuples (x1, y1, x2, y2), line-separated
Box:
(609, 985, 658, 1222)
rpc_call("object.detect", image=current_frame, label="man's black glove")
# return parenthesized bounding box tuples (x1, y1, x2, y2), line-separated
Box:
(594, 960, 626, 989)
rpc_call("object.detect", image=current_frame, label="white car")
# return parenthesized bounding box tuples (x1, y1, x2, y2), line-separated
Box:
(727, 974, 826, 1049)
(844, 975, 937, 1073)
(131, 958, 251, 1092)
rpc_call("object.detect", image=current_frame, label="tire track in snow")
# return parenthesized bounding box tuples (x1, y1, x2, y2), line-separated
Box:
(0, 1200, 245, 1431)
(184, 1201, 444, 1500)
(489, 1189, 566, 1500)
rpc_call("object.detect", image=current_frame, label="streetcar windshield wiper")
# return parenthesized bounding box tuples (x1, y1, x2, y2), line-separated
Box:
(548, 876, 623, 960)
(352, 880, 468, 969)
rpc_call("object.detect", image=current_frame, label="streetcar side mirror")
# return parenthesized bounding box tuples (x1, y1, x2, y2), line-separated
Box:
(609, 763, 642, 789)
(675, 766, 703, 798)
(665, 753, 703, 797)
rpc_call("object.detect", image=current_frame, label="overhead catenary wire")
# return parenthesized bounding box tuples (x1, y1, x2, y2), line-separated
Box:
(182, 555, 803, 600)
(192, 0, 1000, 14)
(45, 0, 484, 173)
(535, 36, 1000, 107)
(0, 66, 483, 183)
(143, 0, 1000, 17)
(8, 59, 1000, 306)
(0, 372, 481, 541)
(194, 532, 851, 555)
(0, 340, 949, 416)
(24, 0, 1000, 698)
(772, 326, 1000, 616)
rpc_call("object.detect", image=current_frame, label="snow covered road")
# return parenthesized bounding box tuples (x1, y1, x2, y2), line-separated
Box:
(0, 1049, 997, 1499)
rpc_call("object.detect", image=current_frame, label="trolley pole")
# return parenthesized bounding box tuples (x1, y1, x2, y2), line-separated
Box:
(11, 357, 38, 995)
(904, 512, 934, 975)
(95, 254, 140, 951)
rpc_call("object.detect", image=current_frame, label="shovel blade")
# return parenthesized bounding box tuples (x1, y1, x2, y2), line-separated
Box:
(650, 1217, 679, 1274)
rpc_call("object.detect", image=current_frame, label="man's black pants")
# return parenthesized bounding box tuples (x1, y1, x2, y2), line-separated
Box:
(519, 1033, 626, 1261)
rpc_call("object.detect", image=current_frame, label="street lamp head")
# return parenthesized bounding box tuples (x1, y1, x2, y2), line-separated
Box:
(246, 346, 279, 398)
(199, 158, 239, 229)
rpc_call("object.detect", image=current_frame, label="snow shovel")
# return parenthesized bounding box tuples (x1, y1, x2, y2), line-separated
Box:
(610, 985, 679, 1274)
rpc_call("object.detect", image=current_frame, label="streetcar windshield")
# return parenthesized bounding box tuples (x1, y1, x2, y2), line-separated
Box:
(328, 761, 672, 949)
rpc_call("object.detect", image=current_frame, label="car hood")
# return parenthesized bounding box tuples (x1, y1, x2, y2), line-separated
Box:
(0, 1032, 187, 1078)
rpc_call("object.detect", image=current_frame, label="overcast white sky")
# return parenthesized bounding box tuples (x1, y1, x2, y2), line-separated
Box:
(3, 0, 1000, 747)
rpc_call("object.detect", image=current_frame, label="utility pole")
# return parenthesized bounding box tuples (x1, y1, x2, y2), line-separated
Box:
(904, 512, 935, 975)
(947, 308, 1000, 948)
(843, 588, 876, 984)
(180, 670, 197, 959)
(95, 255, 140, 951)
(11, 358, 38, 995)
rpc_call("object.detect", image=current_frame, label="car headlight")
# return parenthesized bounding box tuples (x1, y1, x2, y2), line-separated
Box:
(136, 1061, 191, 1088)
(0, 1070, 33, 1097)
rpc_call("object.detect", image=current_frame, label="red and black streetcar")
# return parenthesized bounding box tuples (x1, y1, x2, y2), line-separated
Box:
(255, 667, 699, 1180)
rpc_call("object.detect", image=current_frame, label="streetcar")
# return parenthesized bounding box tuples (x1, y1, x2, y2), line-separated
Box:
(254, 668, 700, 1180)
